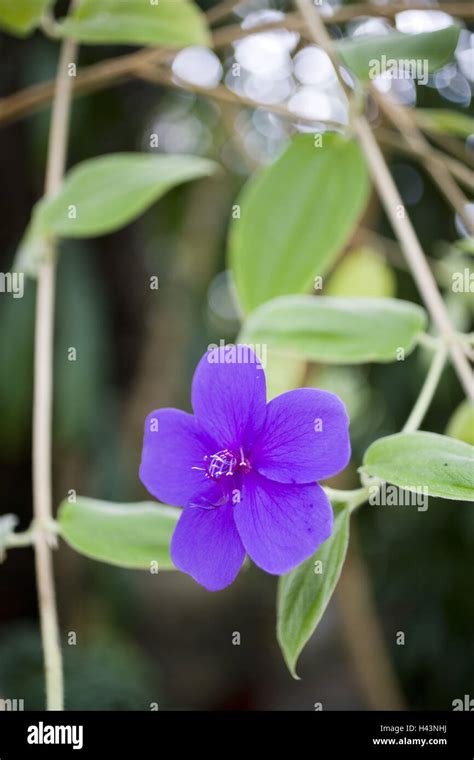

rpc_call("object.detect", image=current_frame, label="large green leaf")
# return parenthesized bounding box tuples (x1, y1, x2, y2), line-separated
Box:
(337, 25, 460, 80)
(240, 295, 426, 364)
(415, 108, 474, 138)
(0, 0, 52, 36)
(228, 134, 370, 313)
(16, 153, 217, 274)
(58, 497, 180, 569)
(277, 506, 350, 678)
(361, 432, 474, 502)
(57, 0, 211, 47)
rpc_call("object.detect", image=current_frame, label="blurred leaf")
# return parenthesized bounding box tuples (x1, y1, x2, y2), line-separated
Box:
(337, 26, 460, 79)
(229, 134, 370, 313)
(455, 238, 474, 255)
(0, 0, 52, 36)
(16, 153, 217, 275)
(240, 295, 426, 364)
(325, 247, 396, 298)
(58, 497, 180, 569)
(416, 108, 474, 138)
(264, 350, 306, 401)
(57, 0, 211, 47)
(446, 401, 474, 446)
(361, 432, 474, 502)
(312, 365, 376, 435)
(277, 505, 349, 678)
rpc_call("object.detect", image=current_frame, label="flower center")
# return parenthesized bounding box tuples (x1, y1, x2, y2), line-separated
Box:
(203, 448, 250, 481)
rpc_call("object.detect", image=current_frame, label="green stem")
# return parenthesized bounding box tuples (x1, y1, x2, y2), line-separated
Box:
(417, 332, 440, 351)
(6, 529, 35, 548)
(403, 347, 448, 433)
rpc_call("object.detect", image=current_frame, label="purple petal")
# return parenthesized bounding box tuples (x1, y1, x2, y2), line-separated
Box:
(139, 408, 216, 507)
(234, 472, 333, 575)
(171, 497, 246, 591)
(192, 345, 266, 450)
(252, 388, 350, 484)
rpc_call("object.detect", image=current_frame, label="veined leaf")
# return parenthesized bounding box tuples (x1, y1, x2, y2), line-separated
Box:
(16, 153, 217, 275)
(240, 295, 426, 364)
(277, 505, 350, 678)
(337, 25, 460, 80)
(58, 497, 180, 569)
(229, 134, 370, 314)
(361, 432, 474, 501)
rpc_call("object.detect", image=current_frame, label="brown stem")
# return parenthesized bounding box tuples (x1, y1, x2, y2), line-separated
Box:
(295, 0, 473, 401)
(206, 0, 245, 24)
(32, 25, 78, 713)
(376, 127, 473, 190)
(137, 63, 345, 130)
(373, 88, 472, 231)
(3, 2, 473, 126)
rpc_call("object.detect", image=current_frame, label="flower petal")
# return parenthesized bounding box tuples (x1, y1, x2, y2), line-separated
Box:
(139, 408, 216, 507)
(252, 388, 350, 483)
(234, 472, 333, 575)
(192, 345, 267, 450)
(171, 497, 246, 591)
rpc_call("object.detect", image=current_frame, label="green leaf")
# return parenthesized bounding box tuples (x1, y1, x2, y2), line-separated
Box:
(277, 506, 350, 678)
(58, 497, 180, 569)
(240, 295, 426, 364)
(416, 108, 474, 138)
(228, 134, 370, 313)
(16, 153, 217, 274)
(361, 432, 474, 502)
(324, 247, 396, 298)
(0, 0, 52, 36)
(57, 0, 211, 47)
(445, 401, 474, 446)
(337, 25, 460, 80)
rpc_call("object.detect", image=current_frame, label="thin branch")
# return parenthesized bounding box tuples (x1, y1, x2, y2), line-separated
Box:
(417, 122, 474, 166)
(0, 47, 171, 124)
(295, 0, 473, 401)
(330, 2, 474, 22)
(206, 0, 245, 25)
(33, 28, 78, 712)
(376, 127, 473, 190)
(137, 63, 345, 131)
(373, 88, 472, 231)
(2, 1, 474, 126)
(355, 116, 473, 399)
(403, 346, 448, 433)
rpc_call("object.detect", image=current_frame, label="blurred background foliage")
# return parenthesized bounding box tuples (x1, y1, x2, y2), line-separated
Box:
(0, 0, 472, 710)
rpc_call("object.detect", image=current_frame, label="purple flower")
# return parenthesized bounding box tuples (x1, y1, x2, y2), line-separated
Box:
(140, 345, 350, 591)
